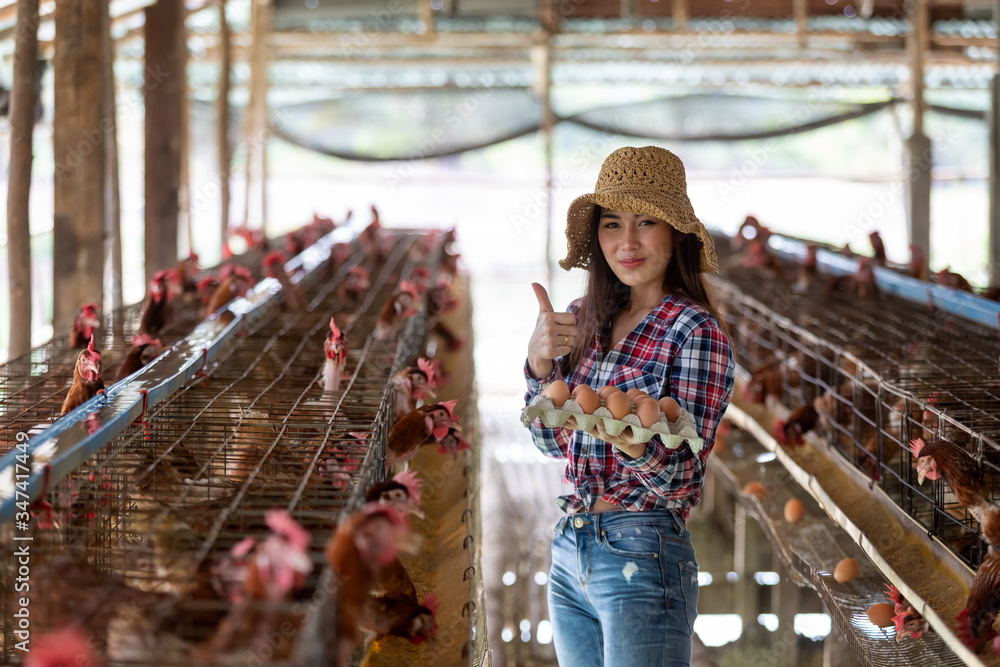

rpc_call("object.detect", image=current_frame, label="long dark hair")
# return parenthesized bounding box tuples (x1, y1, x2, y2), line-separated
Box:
(559, 206, 730, 376)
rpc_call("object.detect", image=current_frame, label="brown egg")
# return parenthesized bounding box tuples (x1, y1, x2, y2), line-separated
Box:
(597, 385, 619, 400)
(606, 392, 631, 420)
(783, 498, 804, 523)
(866, 603, 895, 628)
(658, 397, 682, 422)
(625, 388, 649, 402)
(743, 481, 767, 500)
(636, 400, 661, 428)
(833, 558, 860, 583)
(572, 385, 602, 415)
(543, 380, 571, 408)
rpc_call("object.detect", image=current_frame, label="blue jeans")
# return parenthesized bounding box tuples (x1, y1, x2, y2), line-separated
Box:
(548, 509, 699, 667)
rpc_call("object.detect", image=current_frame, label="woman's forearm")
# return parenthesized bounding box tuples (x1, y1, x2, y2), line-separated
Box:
(527, 356, 554, 380)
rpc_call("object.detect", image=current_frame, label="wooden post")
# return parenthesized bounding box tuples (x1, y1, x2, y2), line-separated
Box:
(6, 0, 40, 357)
(144, 0, 186, 285)
(989, 0, 1000, 286)
(217, 0, 232, 252)
(673, 0, 688, 30)
(53, 0, 105, 333)
(243, 0, 271, 236)
(101, 0, 122, 329)
(905, 0, 931, 269)
(794, 0, 808, 49)
(533, 14, 554, 294)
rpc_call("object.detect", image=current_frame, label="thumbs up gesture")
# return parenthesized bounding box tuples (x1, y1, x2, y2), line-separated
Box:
(527, 282, 578, 379)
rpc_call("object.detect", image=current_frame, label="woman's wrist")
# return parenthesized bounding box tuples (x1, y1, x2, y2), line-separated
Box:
(527, 356, 554, 380)
(615, 441, 648, 460)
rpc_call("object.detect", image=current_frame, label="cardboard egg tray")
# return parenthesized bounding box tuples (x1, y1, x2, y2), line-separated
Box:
(521, 394, 704, 453)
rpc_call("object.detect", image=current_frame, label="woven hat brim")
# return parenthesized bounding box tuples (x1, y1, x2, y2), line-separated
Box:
(560, 192, 719, 273)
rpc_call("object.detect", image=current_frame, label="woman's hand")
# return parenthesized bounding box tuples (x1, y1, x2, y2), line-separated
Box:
(527, 283, 577, 379)
(588, 420, 648, 460)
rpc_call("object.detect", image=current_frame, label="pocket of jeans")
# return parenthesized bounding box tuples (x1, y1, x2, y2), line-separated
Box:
(601, 523, 660, 558)
(678, 560, 699, 634)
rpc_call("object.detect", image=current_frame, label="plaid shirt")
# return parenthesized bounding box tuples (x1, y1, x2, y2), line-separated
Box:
(525, 294, 735, 520)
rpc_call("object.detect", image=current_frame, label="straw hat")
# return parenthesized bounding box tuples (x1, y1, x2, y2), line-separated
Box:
(559, 146, 719, 273)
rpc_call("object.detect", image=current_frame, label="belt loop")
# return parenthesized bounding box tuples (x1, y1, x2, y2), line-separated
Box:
(557, 516, 568, 536)
(594, 513, 603, 544)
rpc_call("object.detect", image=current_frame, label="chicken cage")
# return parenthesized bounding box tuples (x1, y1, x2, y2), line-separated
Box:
(0, 224, 443, 666)
(712, 232, 1000, 575)
(0, 244, 270, 455)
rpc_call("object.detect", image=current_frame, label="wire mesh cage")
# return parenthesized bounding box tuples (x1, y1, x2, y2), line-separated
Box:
(0, 227, 443, 665)
(711, 233, 1000, 574)
(0, 246, 272, 457)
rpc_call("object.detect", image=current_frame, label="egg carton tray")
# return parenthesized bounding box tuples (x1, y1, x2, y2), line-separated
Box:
(521, 394, 705, 454)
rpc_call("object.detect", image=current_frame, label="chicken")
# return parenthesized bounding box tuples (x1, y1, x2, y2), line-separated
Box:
(936, 266, 974, 293)
(885, 584, 929, 642)
(408, 266, 432, 293)
(907, 438, 1000, 549)
(115, 334, 163, 381)
(772, 404, 818, 447)
(364, 593, 438, 645)
(437, 427, 471, 456)
(24, 627, 101, 667)
(980, 286, 1000, 302)
(426, 279, 463, 350)
(31, 554, 168, 647)
(264, 250, 306, 312)
(386, 401, 461, 467)
(369, 556, 418, 601)
(176, 251, 200, 293)
(196, 275, 220, 317)
(742, 361, 782, 404)
(791, 244, 818, 294)
(325, 503, 418, 666)
(440, 248, 461, 280)
(731, 215, 773, 252)
(338, 266, 371, 311)
(61, 335, 104, 415)
(205, 265, 254, 317)
(741, 238, 783, 278)
(391, 358, 440, 419)
(213, 407, 278, 484)
(823, 258, 879, 300)
(374, 281, 420, 342)
(328, 242, 352, 277)
(69, 303, 100, 348)
(908, 244, 929, 281)
(233, 224, 267, 253)
(365, 469, 424, 517)
(139, 269, 173, 335)
(231, 509, 312, 603)
(957, 548, 1000, 653)
(360, 206, 391, 266)
(323, 317, 349, 392)
(869, 231, 887, 267)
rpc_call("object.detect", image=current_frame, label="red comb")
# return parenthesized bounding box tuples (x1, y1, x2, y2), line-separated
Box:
(87, 335, 97, 354)
(264, 251, 286, 268)
(771, 420, 787, 444)
(908, 438, 927, 457)
(885, 583, 904, 608)
(439, 400, 459, 421)
(398, 280, 419, 299)
(329, 317, 341, 339)
(392, 469, 423, 506)
(265, 508, 310, 551)
(417, 357, 438, 387)
(197, 275, 218, 291)
(422, 592, 439, 617)
(132, 333, 161, 348)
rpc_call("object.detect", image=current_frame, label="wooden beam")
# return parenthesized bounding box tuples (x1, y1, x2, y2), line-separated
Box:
(6, 0, 39, 357)
(672, 0, 687, 30)
(906, 0, 931, 271)
(144, 0, 185, 285)
(989, 0, 1000, 286)
(794, 0, 808, 49)
(217, 0, 231, 252)
(102, 0, 122, 330)
(53, 0, 105, 333)
(242, 0, 271, 235)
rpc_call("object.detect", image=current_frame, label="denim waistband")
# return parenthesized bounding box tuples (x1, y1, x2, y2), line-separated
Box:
(555, 508, 687, 539)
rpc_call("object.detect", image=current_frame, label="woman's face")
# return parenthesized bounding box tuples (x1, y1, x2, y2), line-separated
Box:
(597, 209, 675, 293)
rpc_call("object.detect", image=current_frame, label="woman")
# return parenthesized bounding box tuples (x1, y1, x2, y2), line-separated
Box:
(525, 146, 735, 667)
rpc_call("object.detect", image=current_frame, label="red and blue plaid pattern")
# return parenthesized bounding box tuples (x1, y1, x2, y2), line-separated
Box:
(525, 294, 735, 520)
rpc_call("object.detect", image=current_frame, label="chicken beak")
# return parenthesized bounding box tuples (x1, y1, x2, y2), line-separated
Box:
(916, 466, 927, 485)
(423, 386, 437, 400)
(407, 505, 426, 520)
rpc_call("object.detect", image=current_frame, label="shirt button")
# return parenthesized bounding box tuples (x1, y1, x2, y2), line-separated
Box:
(574, 517, 584, 528)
